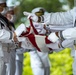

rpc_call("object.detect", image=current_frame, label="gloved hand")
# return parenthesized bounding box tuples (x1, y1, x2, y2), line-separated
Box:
(62, 27, 76, 40)
(23, 11, 31, 16)
(15, 23, 26, 36)
(23, 11, 38, 22)
(48, 32, 59, 42)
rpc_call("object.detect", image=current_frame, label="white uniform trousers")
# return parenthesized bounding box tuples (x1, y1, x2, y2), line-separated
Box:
(29, 50, 50, 75)
(71, 49, 76, 75)
(37, 51, 50, 75)
(7, 50, 16, 75)
(32, 67, 50, 75)
(72, 57, 76, 75)
(0, 57, 4, 75)
(1, 62, 7, 75)
(15, 52, 23, 75)
(1, 51, 11, 75)
(1, 50, 16, 75)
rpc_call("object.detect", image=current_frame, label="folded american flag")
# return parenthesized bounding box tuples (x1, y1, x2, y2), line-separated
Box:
(21, 19, 60, 52)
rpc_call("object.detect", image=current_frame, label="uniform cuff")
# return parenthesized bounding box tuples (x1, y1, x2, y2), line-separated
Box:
(48, 32, 59, 42)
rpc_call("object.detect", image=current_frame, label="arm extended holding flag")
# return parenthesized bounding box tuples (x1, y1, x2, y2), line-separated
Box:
(15, 19, 76, 53)
(14, 18, 63, 52)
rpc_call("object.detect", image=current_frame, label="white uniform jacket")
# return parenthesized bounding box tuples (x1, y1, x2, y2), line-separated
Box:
(43, 7, 76, 31)
(0, 14, 14, 57)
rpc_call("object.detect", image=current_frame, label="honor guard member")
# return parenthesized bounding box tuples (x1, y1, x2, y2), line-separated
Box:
(0, 0, 13, 75)
(28, 7, 50, 75)
(4, 6, 16, 75)
(0, 0, 26, 75)
(5, 6, 27, 75)
(6, 6, 28, 75)
(24, 7, 76, 75)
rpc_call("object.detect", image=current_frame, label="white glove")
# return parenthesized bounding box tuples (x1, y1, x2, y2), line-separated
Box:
(15, 23, 26, 36)
(62, 27, 76, 40)
(23, 11, 38, 22)
(48, 32, 59, 42)
(23, 11, 31, 16)
(28, 14, 38, 22)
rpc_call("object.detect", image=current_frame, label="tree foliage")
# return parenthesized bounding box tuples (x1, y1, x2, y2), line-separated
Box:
(67, 0, 74, 8)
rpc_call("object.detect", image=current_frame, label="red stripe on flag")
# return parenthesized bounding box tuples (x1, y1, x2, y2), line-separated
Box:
(45, 36, 53, 44)
(20, 19, 54, 52)
(29, 19, 38, 34)
(27, 34, 41, 52)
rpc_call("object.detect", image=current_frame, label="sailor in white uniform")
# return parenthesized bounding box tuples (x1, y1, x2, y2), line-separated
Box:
(4, 6, 16, 75)
(28, 7, 50, 75)
(23, 7, 76, 75)
(0, 1, 26, 75)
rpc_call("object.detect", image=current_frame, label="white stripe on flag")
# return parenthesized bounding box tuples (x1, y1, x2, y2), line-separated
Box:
(35, 35, 50, 52)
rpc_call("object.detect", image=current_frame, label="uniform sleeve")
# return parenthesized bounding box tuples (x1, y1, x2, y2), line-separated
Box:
(43, 10, 73, 25)
(48, 26, 76, 42)
(0, 29, 13, 42)
(40, 7, 76, 26)
(62, 27, 76, 40)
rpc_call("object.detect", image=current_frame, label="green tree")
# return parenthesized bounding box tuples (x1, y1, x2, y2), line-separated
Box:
(67, 0, 74, 8)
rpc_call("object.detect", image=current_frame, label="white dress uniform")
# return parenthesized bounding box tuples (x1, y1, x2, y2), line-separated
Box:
(7, 23, 26, 75)
(1, 22, 16, 75)
(15, 33, 30, 75)
(15, 11, 50, 74)
(6, 23, 16, 75)
(5, 6, 26, 75)
(40, 7, 76, 75)
(0, 14, 15, 75)
(29, 22, 50, 75)
(2, 41, 16, 75)
(0, 4, 26, 75)
(23, 7, 76, 75)
(15, 48, 24, 75)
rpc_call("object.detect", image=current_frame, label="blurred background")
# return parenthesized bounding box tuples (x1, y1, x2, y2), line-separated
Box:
(7, 0, 74, 75)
